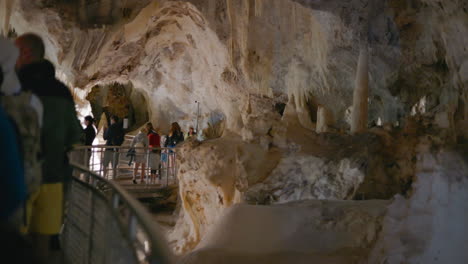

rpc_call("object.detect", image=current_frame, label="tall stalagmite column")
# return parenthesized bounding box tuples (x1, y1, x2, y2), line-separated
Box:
(316, 105, 328, 133)
(350, 44, 369, 134)
(2, 0, 14, 36)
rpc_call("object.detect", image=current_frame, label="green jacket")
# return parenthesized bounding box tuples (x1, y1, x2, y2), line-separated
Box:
(40, 96, 81, 183)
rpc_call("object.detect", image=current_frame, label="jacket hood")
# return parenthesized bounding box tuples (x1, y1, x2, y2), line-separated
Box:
(17, 59, 73, 101)
(17, 59, 56, 84)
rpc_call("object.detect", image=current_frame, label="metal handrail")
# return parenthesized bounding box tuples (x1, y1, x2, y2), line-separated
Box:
(70, 145, 179, 185)
(73, 145, 170, 149)
(64, 162, 173, 264)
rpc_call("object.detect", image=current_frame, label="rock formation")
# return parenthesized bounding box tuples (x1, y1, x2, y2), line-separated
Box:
(369, 144, 468, 263)
(351, 46, 369, 134)
(182, 200, 390, 264)
(2, 0, 467, 262)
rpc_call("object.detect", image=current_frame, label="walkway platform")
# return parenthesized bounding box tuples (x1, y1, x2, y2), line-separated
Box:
(113, 176, 177, 199)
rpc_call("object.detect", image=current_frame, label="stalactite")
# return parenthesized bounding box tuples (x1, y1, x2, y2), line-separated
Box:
(2, 0, 14, 37)
(252, 53, 273, 97)
(302, 6, 329, 93)
(289, 3, 302, 108)
(226, 0, 234, 67)
(239, 0, 248, 60)
(292, 2, 297, 36)
(287, 3, 330, 109)
(286, 58, 309, 109)
(208, 0, 216, 24)
(254, 0, 263, 17)
(350, 46, 369, 134)
(78, 0, 88, 25)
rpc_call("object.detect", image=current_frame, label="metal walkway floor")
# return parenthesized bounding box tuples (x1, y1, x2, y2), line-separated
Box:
(113, 176, 177, 199)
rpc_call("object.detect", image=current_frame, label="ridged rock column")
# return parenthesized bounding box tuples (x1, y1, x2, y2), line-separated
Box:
(350, 45, 369, 134)
(316, 105, 328, 133)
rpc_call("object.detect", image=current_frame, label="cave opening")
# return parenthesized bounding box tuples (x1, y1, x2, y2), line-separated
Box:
(85, 81, 149, 135)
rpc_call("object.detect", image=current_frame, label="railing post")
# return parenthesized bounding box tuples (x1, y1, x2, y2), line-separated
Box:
(83, 148, 87, 168)
(112, 150, 116, 180)
(90, 148, 94, 172)
(99, 149, 104, 178)
(114, 149, 118, 180)
(87, 183, 95, 264)
(128, 215, 137, 241)
(146, 149, 149, 187)
(112, 193, 119, 209)
(174, 153, 177, 186)
(165, 151, 169, 187)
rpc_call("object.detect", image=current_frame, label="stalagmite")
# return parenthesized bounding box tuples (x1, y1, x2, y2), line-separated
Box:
(316, 105, 328, 133)
(350, 45, 369, 134)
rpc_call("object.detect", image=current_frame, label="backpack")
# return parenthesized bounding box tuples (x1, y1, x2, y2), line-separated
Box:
(0, 92, 42, 195)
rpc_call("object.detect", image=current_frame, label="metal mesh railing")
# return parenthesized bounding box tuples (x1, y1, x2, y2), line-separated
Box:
(70, 146, 178, 187)
(62, 163, 172, 264)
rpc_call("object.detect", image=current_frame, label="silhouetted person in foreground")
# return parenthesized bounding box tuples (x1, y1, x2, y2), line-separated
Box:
(0, 39, 41, 264)
(15, 33, 81, 262)
(0, 63, 26, 223)
(0, 37, 43, 221)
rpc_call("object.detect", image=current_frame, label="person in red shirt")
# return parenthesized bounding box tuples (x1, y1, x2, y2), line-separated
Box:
(146, 122, 161, 184)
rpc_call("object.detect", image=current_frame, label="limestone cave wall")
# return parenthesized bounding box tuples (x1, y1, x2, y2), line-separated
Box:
(3, 0, 466, 134)
(3, 0, 467, 260)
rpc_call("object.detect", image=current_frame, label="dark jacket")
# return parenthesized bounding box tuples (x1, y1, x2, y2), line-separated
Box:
(17, 60, 81, 184)
(164, 131, 184, 147)
(83, 125, 96, 146)
(17, 60, 74, 102)
(104, 122, 124, 146)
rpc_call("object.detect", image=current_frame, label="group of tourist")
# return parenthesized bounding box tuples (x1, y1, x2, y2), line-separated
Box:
(128, 121, 187, 184)
(98, 118, 188, 184)
(0, 33, 81, 263)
